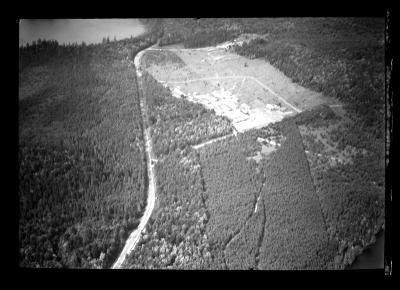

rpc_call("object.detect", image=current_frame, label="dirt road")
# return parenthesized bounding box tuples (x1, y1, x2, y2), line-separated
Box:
(192, 132, 235, 150)
(112, 46, 157, 269)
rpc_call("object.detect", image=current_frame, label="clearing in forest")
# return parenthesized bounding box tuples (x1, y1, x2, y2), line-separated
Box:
(142, 37, 340, 133)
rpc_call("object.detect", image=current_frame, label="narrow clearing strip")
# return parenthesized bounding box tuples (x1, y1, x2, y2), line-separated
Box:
(297, 124, 329, 236)
(254, 192, 262, 213)
(255, 196, 267, 269)
(192, 133, 235, 150)
(253, 173, 268, 269)
(223, 172, 267, 269)
(236, 77, 246, 96)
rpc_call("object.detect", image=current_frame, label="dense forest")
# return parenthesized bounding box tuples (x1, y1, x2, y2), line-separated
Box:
(224, 199, 265, 270)
(295, 106, 385, 268)
(158, 18, 284, 49)
(158, 18, 241, 48)
(122, 150, 214, 269)
(254, 121, 336, 270)
(19, 22, 161, 268)
(198, 137, 265, 269)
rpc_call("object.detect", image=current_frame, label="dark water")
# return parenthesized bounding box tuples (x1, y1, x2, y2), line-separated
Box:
(349, 230, 385, 269)
(19, 19, 146, 47)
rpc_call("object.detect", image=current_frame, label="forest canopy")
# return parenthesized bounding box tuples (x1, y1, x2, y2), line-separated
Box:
(19, 24, 160, 268)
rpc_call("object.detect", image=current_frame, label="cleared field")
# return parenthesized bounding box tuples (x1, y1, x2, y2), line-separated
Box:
(173, 80, 220, 97)
(174, 47, 338, 109)
(237, 78, 280, 107)
(142, 41, 338, 133)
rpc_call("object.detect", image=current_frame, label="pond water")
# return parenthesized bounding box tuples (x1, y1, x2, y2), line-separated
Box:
(348, 230, 385, 270)
(19, 19, 146, 47)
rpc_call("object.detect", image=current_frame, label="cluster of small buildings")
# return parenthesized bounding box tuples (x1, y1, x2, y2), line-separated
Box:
(265, 103, 281, 111)
(216, 40, 244, 50)
(170, 85, 252, 129)
(172, 87, 185, 98)
(257, 137, 279, 147)
(166, 82, 293, 133)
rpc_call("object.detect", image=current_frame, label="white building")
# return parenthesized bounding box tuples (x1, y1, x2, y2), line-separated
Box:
(239, 103, 251, 115)
(172, 87, 185, 98)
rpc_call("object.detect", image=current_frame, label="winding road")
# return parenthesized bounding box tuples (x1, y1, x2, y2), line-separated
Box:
(112, 45, 157, 269)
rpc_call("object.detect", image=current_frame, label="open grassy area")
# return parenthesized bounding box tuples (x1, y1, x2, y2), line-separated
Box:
(143, 43, 335, 133)
(173, 47, 334, 109)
